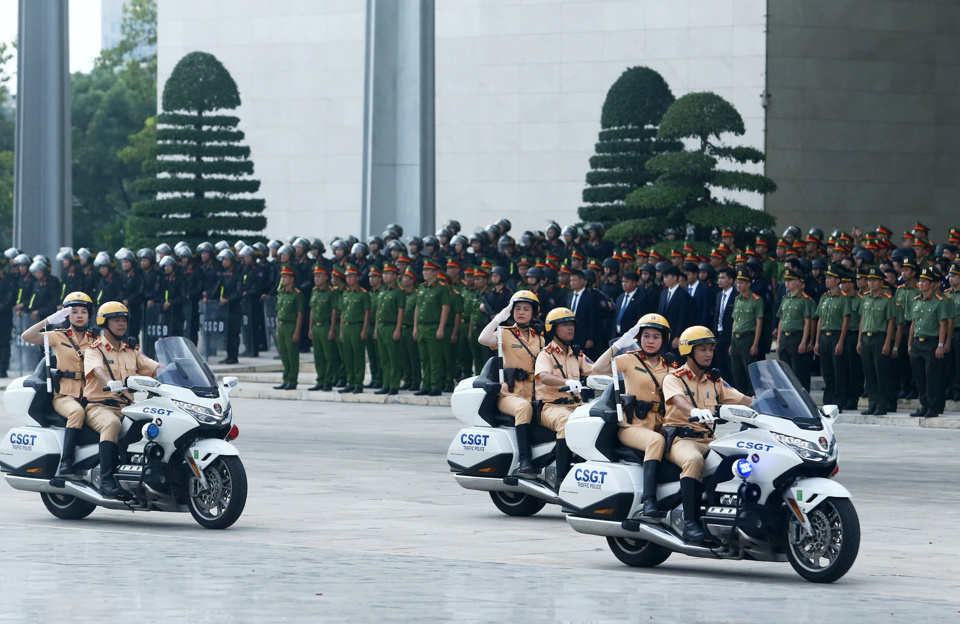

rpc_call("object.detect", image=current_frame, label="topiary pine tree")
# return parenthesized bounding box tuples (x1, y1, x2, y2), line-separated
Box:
(126, 51, 266, 248)
(609, 91, 777, 244)
(578, 67, 681, 226)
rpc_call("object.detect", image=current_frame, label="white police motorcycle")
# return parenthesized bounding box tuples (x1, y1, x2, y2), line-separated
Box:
(560, 359, 860, 583)
(0, 337, 247, 529)
(446, 358, 607, 516)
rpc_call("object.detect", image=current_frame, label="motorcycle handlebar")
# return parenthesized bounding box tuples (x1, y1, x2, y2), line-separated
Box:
(558, 386, 569, 392)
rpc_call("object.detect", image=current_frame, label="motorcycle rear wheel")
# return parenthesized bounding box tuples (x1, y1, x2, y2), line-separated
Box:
(785, 497, 860, 583)
(489, 491, 547, 516)
(187, 456, 247, 529)
(41, 492, 96, 520)
(606, 536, 672, 568)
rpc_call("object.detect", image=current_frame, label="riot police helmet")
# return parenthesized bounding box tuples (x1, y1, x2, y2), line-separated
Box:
(115, 248, 136, 263)
(253, 242, 269, 256)
(13, 253, 30, 266)
(367, 235, 384, 249)
(451, 234, 468, 249)
(435, 228, 452, 241)
(856, 249, 874, 264)
(277, 244, 295, 258)
(496, 218, 512, 234)
(267, 240, 282, 251)
(217, 249, 236, 262)
(197, 242, 214, 254)
(77, 248, 93, 263)
(640, 263, 656, 274)
(238, 246, 256, 258)
(526, 266, 545, 281)
(344, 235, 359, 249)
(331, 239, 349, 253)
(3, 247, 19, 261)
(214, 240, 230, 252)
(159, 256, 178, 269)
(497, 235, 515, 254)
(56, 247, 76, 262)
(136, 248, 155, 262)
(602, 257, 620, 271)
(491, 266, 509, 278)
(351, 242, 368, 256)
(542, 267, 557, 283)
(546, 221, 561, 236)
(385, 239, 404, 254)
(811, 259, 827, 270)
(29, 260, 48, 274)
(155, 243, 172, 256)
(443, 219, 461, 234)
(93, 252, 113, 268)
(176, 244, 193, 258)
(33, 254, 51, 268)
(405, 235, 422, 250)
(561, 225, 578, 238)
(422, 235, 439, 249)
(385, 223, 403, 237)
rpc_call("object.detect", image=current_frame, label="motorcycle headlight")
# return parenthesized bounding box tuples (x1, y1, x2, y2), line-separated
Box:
(771, 432, 829, 462)
(172, 399, 223, 425)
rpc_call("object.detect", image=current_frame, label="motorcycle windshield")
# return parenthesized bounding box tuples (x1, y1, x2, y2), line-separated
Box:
(154, 337, 218, 392)
(748, 360, 822, 428)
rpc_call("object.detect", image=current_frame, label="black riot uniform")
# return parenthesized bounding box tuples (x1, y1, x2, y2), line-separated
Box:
(94, 270, 124, 308)
(180, 262, 203, 346)
(27, 274, 62, 321)
(241, 259, 267, 356)
(121, 267, 144, 341)
(161, 267, 185, 337)
(216, 260, 244, 363)
(0, 269, 15, 375)
(59, 266, 87, 301)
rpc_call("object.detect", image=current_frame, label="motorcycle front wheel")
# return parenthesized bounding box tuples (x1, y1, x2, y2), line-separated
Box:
(187, 456, 247, 529)
(489, 491, 547, 516)
(785, 497, 860, 583)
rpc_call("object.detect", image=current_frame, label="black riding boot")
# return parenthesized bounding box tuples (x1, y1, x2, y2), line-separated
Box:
(514, 424, 536, 476)
(98, 441, 123, 499)
(554, 438, 572, 491)
(680, 477, 705, 543)
(640, 460, 665, 521)
(58, 427, 79, 476)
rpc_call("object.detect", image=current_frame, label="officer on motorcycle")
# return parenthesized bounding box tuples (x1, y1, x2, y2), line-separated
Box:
(83, 302, 161, 498)
(661, 326, 753, 543)
(20, 292, 97, 475)
(534, 307, 594, 489)
(591, 313, 672, 520)
(478, 290, 544, 476)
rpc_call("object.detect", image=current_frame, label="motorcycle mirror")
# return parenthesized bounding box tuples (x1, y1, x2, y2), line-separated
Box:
(126, 376, 160, 392)
(821, 404, 839, 420)
(586, 375, 613, 391)
(222, 376, 239, 389)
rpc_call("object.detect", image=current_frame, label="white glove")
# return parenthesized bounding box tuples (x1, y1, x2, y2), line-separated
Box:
(46, 308, 71, 325)
(493, 303, 513, 325)
(691, 408, 715, 424)
(564, 379, 583, 394)
(612, 324, 641, 350)
(106, 380, 126, 393)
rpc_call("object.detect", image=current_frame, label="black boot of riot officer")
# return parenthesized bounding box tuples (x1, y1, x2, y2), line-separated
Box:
(640, 460, 666, 521)
(514, 424, 537, 476)
(680, 477, 705, 542)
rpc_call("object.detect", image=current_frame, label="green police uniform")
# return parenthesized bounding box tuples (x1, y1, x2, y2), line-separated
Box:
(843, 288, 864, 409)
(730, 287, 764, 394)
(859, 288, 896, 413)
(894, 280, 920, 397)
(776, 288, 815, 389)
(366, 286, 382, 387)
(443, 285, 464, 390)
(401, 288, 421, 389)
(815, 289, 851, 407)
(375, 283, 404, 392)
(416, 280, 451, 393)
(453, 281, 475, 379)
(462, 286, 484, 376)
(339, 285, 371, 389)
(947, 285, 960, 399)
(276, 286, 304, 388)
(309, 284, 339, 388)
(909, 285, 950, 415)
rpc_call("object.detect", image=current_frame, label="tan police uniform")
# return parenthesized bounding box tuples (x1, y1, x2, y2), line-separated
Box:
(661, 364, 746, 480)
(47, 328, 96, 428)
(534, 341, 594, 438)
(613, 352, 669, 461)
(83, 336, 160, 442)
(496, 325, 544, 425)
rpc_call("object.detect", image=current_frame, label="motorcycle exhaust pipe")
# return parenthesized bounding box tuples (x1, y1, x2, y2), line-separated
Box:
(567, 515, 718, 558)
(4, 475, 131, 510)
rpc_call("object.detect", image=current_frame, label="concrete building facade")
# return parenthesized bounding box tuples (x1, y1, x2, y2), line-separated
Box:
(156, 0, 960, 241)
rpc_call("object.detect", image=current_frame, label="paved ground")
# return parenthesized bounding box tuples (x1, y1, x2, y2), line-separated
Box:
(0, 397, 958, 622)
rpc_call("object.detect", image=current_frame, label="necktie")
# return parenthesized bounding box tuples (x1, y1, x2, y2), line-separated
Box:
(617, 293, 631, 328)
(718, 291, 728, 330)
(572, 292, 580, 313)
(688, 285, 693, 295)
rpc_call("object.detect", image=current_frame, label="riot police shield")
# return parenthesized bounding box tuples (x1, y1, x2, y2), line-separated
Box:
(240, 297, 255, 356)
(143, 305, 167, 359)
(201, 301, 226, 360)
(11, 313, 42, 376)
(264, 295, 278, 352)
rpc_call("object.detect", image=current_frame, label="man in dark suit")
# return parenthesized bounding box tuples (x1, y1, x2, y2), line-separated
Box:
(657, 265, 695, 357)
(614, 270, 645, 335)
(683, 262, 713, 327)
(566, 270, 600, 357)
(711, 266, 738, 382)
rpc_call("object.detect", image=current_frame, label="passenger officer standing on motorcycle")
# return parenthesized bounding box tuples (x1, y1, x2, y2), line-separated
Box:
(661, 326, 753, 543)
(83, 302, 161, 498)
(21, 292, 97, 475)
(478, 290, 544, 476)
(591, 313, 672, 520)
(534, 307, 595, 489)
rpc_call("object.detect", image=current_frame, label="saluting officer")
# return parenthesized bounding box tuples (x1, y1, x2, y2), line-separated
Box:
(413, 259, 451, 397)
(775, 267, 816, 390)
(858, 267, 897, 415)
(338, 265, 371, 394)
(908, 266, 950, 417)
(273, 266, 304, 391)
(729, 268, 763, 394)
(814, 265, 851, 409)
(20, 292, 97, 475)
(307, 266, 338, 392)
(374, 264, 405, 395)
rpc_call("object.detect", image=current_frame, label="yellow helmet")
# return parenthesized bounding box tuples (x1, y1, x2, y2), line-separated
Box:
(62, 291, 94, 310)
(96, 301, 131, 326)
(544, 307, 576, 332)
(635, 313, 670, 341)
(678, 326, 716, 357)
(510, 289, 540, 310)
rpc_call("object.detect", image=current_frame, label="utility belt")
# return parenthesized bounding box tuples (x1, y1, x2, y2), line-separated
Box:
(86, 398, 126, 408)
(56, 370, 84, 381)
(619, 395, 663, 424)
(312, 321, 330, 326)
(862, 331, 885, 338)
(418, 321, 439, 326)
(549, 397, 582, 406)
(342, 320, 364, 326)
(780, 330, 801, 337)
(820, 330, 841, 336)
(662, 426, 712, 453)
(502, 367, 532, 394)
(914, 335, 938, 343)
(376, 322, 396, 327)
(733, 331, 754, 339)
(277, 319, 298, 325)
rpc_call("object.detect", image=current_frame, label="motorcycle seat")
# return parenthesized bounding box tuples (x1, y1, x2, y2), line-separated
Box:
(609, 445, 682, 482)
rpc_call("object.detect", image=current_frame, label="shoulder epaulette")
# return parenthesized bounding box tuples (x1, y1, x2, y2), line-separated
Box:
(914, 294, 922, 300)
(936, 294, 943, 300)
(294, 288, 302, 293)
(361, 288, 368, 293)
(897, 284, 907, 289)
(801, 293, 812, 299)
(752, 294, 760, 300)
